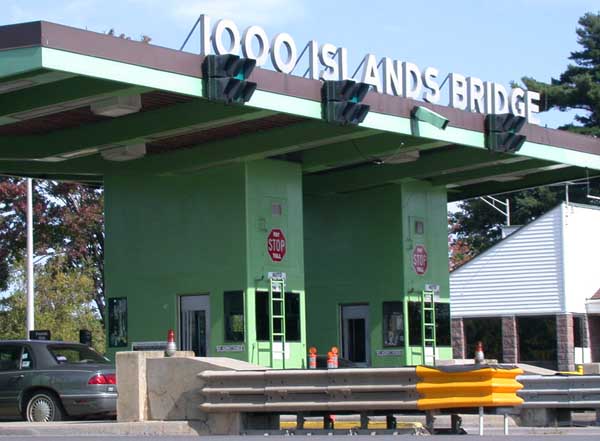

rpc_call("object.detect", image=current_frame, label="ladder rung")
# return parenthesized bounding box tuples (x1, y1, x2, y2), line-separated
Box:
(272, 333, 285, 336)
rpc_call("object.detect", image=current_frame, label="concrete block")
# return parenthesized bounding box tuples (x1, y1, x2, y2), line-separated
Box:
(146, 356, 265, 421)
(582, 363, 600, 374)
(117, 351, 163, 422)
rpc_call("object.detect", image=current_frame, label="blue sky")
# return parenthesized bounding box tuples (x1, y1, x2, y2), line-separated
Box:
(2, 0, 599, 127)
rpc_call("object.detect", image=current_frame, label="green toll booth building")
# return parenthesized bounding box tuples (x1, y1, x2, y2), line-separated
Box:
(1, 21, 600, 368)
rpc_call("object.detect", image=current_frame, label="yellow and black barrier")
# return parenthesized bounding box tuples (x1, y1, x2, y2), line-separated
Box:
(416, 365, 524, 410)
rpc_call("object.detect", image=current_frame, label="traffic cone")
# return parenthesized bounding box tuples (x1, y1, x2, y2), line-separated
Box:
(474, 341, 484, 364)
(327, 351, 334, 369)
(165, 329, 177, 357)
(308, 346, 317, 369)
(330, 346, 339, 369)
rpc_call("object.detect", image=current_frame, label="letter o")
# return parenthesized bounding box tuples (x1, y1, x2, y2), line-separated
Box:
(212, 19, 240, 55)
(242, 25, 270, 66)
(270, 33, 297, 74)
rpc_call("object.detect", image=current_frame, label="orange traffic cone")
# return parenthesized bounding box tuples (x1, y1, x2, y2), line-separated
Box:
(165, 329, 176, 357)
(330, 346, 339, 369)
(474, 341, 484, 364)
(308, 346, 317, 369)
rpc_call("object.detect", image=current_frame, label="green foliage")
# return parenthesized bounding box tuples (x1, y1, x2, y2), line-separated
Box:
(0, 258, 105, 353)
(521, 12, 600, 135)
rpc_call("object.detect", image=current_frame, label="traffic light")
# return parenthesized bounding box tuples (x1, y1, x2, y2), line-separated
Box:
(202, 54, 257, 104)
(485, 113, 527, 153)
(322, 80, 370, 125)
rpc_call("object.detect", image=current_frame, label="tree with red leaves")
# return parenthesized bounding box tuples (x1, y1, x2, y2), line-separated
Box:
(0, 177, 105, 322)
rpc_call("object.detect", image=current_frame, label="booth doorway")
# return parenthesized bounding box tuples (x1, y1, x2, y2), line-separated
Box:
(179, 295, 210, 356)
(341, 304, 370, 366)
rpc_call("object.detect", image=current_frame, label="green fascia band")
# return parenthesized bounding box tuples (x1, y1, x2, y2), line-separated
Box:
(30, 47, 600, 172)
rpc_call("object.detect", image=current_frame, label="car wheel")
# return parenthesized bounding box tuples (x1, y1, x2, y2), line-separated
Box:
(25, 391, 64, 422)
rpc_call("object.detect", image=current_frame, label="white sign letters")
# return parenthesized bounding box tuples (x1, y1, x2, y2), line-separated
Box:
(199, 15, 540, 124)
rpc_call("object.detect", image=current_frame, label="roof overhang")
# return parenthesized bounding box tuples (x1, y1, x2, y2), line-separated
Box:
(1, 21, 599, 199)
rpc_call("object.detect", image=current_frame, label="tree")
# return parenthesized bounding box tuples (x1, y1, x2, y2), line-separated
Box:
(0, 178, 105, 321)
(0, 258, 105, 353)
(449, 12, 600, 268)
(521, 12, 600, 136)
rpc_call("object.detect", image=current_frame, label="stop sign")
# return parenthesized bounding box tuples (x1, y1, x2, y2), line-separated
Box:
(267, 229, 286, 262)
(412, 245, 428, 275)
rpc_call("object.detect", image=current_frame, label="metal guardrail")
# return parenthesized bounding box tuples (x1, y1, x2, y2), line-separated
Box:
(198, 368, 419, 412)
(518, 375, 600, 409)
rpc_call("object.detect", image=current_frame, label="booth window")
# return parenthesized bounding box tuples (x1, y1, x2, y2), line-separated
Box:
(224, 291, 244, 342)
(255, 291, 301, 342)
(256, 291, 269, 340)
(383, 302, 404, 347)
(108, 297, 128, 347)
(408, 301, 422, 345)
(285, 292, 301, 341)
(435, 303, 451, 346)
(408, 301, 450, 347)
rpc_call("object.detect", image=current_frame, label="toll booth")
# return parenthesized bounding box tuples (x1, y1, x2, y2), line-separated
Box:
(1, 20, 600, 368)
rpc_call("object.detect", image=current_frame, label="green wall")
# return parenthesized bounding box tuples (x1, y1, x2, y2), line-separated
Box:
(104, 160, 306, 367)
(304, 180, 450, 367)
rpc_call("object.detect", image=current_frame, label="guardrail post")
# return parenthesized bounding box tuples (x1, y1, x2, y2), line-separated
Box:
(450, 414, 462, 434)
(504, 412, 509, 435)
(297, 413, 305, 430)
(425, 411, 435, 433)
(360, 413, 369, 430)
(386, 414, 397, 429)
(324, 414, 335, 430)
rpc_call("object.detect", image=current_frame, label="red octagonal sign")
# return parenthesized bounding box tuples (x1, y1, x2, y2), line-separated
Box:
(267, 229, 286, 262)
(412, 244, 428, 275)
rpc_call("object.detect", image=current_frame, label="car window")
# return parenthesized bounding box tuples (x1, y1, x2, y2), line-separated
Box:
(47, 345, 110, 364)
(0, 345, 21, 371)
(21, 346, 33, 370)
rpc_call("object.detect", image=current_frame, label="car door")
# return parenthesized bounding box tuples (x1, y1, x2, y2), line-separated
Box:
(0, 344, 26, 417)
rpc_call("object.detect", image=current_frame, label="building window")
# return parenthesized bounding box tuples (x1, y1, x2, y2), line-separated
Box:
(435, 303, 451, 346)
(517, 316, 557, 370)
(256, 291, 269, 341)
(408, 301, 451, 347)
(224, 291, 244, 342)
(408, 301, 422, 346)
(108, 297, 128, 348)
(574, 315, 584, 347)
(285, 292, 301, 342)
(464, 317, 502, 361)
(383, 302, 404, 347)
(255, 291, 301, 342)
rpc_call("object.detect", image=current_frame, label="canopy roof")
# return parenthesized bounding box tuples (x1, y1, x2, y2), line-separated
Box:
(1, 21, 599, 201)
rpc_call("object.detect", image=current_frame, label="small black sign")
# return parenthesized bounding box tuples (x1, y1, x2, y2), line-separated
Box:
(29, 330, 51, 340)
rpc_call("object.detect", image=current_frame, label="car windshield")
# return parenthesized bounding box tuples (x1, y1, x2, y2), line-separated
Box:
(47, 345, 110, 364)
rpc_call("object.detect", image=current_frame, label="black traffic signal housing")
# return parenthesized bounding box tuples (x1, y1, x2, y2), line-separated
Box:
(322, 80, 370, 125)
(485, 113, 527, 153)
(202, 54, 257, 104)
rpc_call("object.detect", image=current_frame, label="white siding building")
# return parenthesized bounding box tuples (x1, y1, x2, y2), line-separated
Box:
(450, 203, 600, 371)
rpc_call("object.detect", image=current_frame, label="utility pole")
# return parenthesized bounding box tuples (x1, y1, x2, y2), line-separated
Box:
(26, 178, 34, 337)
